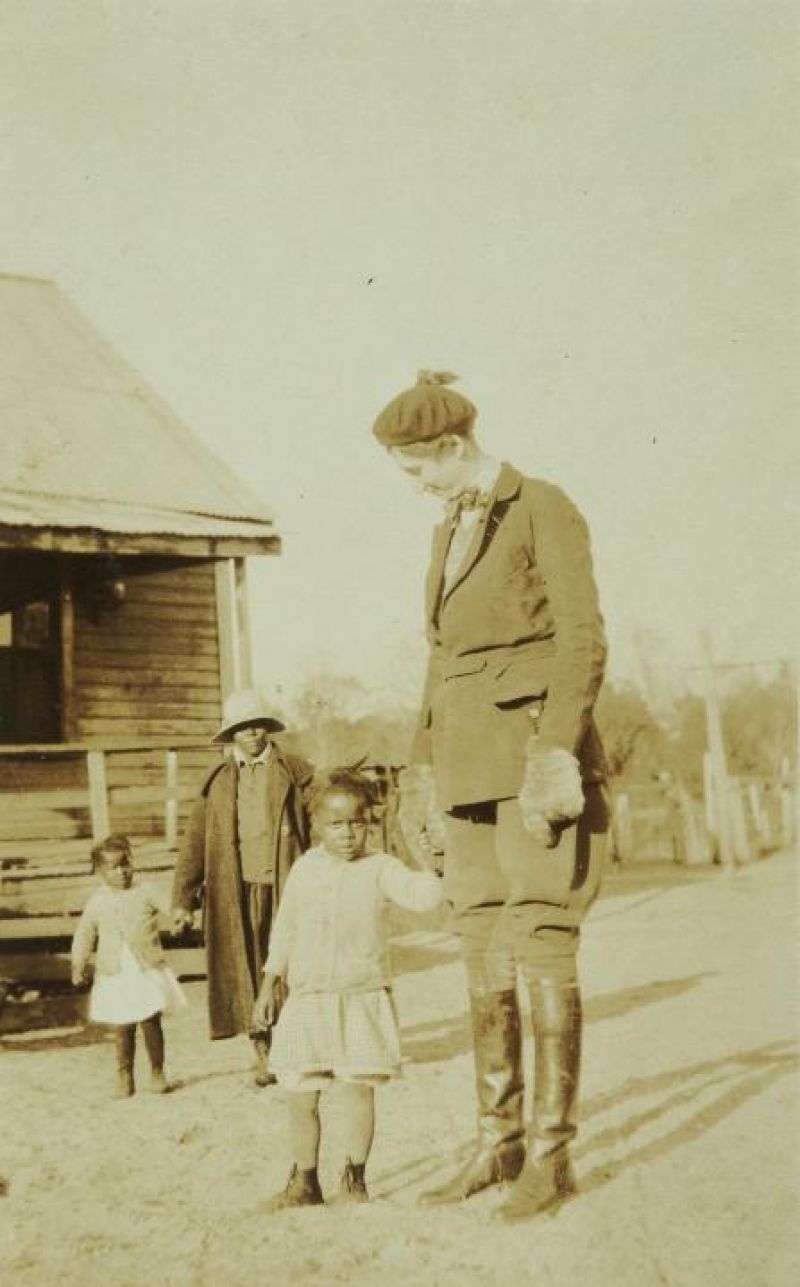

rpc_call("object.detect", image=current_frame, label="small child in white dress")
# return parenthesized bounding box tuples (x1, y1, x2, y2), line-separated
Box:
(71, 834, 186, 1098)
(252, 768, 443, 1209)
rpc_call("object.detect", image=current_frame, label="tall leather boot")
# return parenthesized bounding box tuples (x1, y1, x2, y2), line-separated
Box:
(419, 989, 525, 1204)
(495, 978, 581, 1222)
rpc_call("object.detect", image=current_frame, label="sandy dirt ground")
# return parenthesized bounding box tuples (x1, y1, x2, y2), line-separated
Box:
(1, 853, 798, 1287)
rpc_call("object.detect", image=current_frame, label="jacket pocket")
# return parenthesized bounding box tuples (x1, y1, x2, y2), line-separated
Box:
(442, 656, 488, 681)
(491, 656, 552, 707)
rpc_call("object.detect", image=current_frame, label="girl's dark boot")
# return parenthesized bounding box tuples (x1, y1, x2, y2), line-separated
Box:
(419, 988, 525, 1204)
(339, 1159, 369, 1203)
(141, 1014, 168, 1093)
(114, 1025, 136, 1098)
(495, 979, 581, 1222)
(265, 1164, 324, 1212)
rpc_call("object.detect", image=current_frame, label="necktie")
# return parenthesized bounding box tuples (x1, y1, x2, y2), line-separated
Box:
(446, 488, 491, 522)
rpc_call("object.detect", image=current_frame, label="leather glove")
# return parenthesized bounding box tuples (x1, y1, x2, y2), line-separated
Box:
(171, 908, 195, 936)
(518, 741, 585, 848)
(397, 764, 446, 872)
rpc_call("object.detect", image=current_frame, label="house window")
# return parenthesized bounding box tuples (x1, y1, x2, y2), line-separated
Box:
(0, 599, 60, 743)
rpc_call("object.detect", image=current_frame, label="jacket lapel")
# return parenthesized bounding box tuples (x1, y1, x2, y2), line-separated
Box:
(440, 463, 523, 606)
(426, 519, 455, 626)
(218, 759, 239, 855)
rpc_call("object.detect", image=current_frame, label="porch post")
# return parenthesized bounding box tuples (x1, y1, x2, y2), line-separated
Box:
(58, 558, 79, 741)
(215, 557, 253, 699)
(87, 750, 110, 842)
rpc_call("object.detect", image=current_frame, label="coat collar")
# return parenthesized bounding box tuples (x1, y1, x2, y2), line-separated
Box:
(215, 744, 296, 792)
(427, 462, 523, 621)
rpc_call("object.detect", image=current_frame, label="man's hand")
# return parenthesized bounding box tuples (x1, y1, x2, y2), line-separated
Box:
(71, 967, 85, 988)
(518, 742, 585, 847)
(397, 764, 446, 872)
(171, 908, 195, 936)
(251, 973, 284, 1032)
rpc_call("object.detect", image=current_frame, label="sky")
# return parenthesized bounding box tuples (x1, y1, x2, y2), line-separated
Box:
(2, 0, 798, 708)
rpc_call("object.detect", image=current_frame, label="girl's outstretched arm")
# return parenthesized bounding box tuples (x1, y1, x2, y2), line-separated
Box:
(377, 854, 443, 913)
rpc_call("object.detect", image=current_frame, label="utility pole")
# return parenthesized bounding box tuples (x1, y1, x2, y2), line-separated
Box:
(795, 654, 800, 856)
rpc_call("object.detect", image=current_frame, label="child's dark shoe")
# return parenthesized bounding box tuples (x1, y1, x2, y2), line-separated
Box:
(252, 1066, 277, 1088)
(114, 1070, 135, 1099)
(265, 1165, 324, 1212)
(339, 1159, 369, 1203)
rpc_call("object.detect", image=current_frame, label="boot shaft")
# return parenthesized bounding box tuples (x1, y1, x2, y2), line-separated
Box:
(527, 978, 582, 1159)
(419, 987, 526, 1206)
(468, 987, 525, 1147)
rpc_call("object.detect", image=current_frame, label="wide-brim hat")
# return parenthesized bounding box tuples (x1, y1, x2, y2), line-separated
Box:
(213, 688, 286, 743)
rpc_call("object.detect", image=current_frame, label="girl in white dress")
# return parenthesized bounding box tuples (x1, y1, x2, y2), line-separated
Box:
(252, 769, 443, 1209)
(72, 834, 186, 1098)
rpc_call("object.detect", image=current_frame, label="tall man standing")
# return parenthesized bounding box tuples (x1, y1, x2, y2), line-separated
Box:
(172, 689, 313, 1086)
(373, 372, 609, 1219)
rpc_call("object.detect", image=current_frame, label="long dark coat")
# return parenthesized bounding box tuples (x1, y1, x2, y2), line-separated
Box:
(171, 747, 313, 1039)
(412, 463, 608, 809)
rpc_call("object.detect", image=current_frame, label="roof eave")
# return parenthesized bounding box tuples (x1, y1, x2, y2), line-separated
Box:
(0, 524, 281, 560)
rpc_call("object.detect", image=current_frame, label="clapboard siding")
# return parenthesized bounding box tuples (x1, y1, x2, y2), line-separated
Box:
(103, 746, 221, 838)
(74, 562, 222, 739)
(0, 746, 221, 853)
(0, 561, 229, 876)
(69, 560, 223, 834)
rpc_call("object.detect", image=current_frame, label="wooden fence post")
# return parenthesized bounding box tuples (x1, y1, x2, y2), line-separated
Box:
(699, 631, 736, 873)
(703, 752, 716, 838)
(677, 784, 704, 865)
(612, 791, 634, 864)
(747, 781, 771, 852)
(165, 750, 179, 849)
(87, 750, 110, 842)
(728, 777, 751, 864)
(780, 756, 793, 849)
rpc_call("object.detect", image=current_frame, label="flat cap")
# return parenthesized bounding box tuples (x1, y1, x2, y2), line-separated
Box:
(372, 371, 476, 447)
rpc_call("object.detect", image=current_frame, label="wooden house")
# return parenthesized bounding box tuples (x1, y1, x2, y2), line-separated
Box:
(0, 274, 279, 933)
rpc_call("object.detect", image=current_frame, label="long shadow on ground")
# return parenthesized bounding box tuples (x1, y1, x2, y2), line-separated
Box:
(374, 1038, 799, 1200)
(400, 972, 712, 1064)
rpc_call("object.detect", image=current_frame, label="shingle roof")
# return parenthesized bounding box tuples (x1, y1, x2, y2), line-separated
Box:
(0, 274, 278, 551)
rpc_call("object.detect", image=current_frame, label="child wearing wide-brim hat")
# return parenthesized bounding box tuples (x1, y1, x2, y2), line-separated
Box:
(212, 688, 286, 743)
(172, 688, 313, 1086)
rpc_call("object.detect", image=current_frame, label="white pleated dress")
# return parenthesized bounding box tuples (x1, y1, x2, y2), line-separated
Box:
(90, 942, 186, 1025)
(73, 882, 187, 1027)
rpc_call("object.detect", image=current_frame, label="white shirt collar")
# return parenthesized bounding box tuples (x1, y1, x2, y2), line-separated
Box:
(445, 455, 502, 523)
(473, 454, 502, 494)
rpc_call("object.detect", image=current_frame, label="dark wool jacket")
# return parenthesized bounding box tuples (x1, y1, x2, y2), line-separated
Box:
(171, 747, 313, 1039)
(412, 463, 608, 810)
